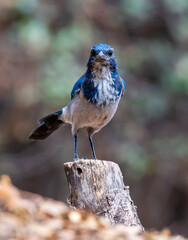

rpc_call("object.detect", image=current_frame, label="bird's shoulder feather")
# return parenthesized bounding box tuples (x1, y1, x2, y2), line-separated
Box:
(120, 77, 126, 96)
(71, 74, 85, 100)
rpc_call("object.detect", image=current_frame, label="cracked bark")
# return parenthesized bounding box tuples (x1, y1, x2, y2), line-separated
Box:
(64, 159, 144, 231)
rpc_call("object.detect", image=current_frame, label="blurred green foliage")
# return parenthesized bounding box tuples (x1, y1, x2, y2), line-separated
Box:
(122, 0, 154, 21)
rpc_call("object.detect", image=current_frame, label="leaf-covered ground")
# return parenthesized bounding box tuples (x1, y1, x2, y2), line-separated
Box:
(0, 175, 186, 240)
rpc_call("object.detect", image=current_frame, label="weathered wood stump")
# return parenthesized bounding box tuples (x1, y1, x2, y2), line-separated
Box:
(64, 159, 143, 231)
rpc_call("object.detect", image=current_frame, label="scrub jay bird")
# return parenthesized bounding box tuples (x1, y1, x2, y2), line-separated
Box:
(28, 44, 126, 161)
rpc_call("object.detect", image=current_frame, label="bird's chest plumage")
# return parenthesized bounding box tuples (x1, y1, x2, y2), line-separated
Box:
(83, 68, 122, 106)
(92, 78, 120, 106)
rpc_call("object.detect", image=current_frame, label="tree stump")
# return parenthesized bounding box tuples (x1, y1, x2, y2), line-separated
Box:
(64, 159, 144, 231)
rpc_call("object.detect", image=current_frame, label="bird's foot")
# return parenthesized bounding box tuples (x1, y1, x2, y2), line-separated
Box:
(73, 155, 80, 161)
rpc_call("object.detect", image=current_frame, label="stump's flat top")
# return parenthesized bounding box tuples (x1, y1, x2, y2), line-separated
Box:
(64, 159, 119, 167)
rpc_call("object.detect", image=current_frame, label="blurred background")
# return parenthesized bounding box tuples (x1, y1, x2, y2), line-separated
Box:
(0, 0, 188, 236)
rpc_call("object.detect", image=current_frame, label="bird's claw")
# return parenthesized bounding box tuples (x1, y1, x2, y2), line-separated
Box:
(73, 156, 80, 161)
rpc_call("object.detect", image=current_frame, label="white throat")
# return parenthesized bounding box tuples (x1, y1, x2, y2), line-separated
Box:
(92, 66, 113, 87)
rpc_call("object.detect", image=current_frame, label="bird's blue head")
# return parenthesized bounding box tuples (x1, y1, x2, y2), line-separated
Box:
(87, 44, 118, 73)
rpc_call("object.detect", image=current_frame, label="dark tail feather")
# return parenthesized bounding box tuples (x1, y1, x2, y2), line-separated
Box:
(28, 110, 64, 140)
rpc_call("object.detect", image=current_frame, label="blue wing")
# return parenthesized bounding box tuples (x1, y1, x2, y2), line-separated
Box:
(120, 77, 126, 96)
(71, 74, 85, 100)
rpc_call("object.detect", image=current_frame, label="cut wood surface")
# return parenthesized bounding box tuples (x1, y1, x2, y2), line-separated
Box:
(64, 159, 144, 231)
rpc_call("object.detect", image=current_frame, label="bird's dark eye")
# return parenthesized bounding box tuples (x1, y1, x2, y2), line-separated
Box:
(107, 50, 113, 56)
(91, 49, 97, 57)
